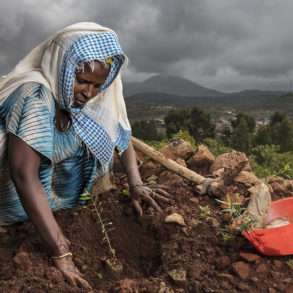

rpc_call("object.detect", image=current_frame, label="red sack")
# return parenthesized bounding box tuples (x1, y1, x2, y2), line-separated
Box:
(242, 197, 293, 256)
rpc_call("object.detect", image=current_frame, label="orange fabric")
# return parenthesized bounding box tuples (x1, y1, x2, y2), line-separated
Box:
(242, 197, 293, 256)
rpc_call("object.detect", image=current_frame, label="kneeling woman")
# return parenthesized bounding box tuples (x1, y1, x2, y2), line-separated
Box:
(0, 22, 166, 288)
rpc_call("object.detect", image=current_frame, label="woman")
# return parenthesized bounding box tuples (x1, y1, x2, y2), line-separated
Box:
(0, 22, 168, 289)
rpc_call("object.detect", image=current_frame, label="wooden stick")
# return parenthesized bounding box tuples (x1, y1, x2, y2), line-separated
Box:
(131, 136, 205, 184)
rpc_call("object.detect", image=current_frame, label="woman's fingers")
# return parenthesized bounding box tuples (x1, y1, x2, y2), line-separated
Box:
(132, 199, 143, 217)
(152, 192, 173, 203)
(141, 193, 162, 212)
(75, 275, 92, 290)
(64, 272, 77, 287)
(152, 188, 173, 199)
(65, 272, 92, 290)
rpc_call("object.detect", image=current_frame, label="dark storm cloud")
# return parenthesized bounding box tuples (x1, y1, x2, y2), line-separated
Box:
(1, 0, 293, 91)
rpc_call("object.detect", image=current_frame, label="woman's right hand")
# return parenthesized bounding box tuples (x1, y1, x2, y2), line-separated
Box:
(53, 255, 92, 290)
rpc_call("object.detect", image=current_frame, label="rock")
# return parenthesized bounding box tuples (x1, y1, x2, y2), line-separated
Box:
(234, 171, 260, 187)
(189, 197, 199, 204)
(285, 286, 293, 293)
(216, 256, 231, 269)
(160, 139, 194, 161)
(140, 160, 162, 179)
(217, 273, 234, 282)
(273, 260, 283, 269)
(13, 251, 33, 272)
(239, 252, 261, 263)
(165, 213, 186, 226)
(187, 145, 215, 173)
(268, 176, 293, 197)
(167, 269, 187, 286)
(256, 263, 268, 273)
(238, 282, 250, 291)
(158, 281, 175, 293)
(158, 171, 184, 186)
(210, 151, 251, 175)
(116, 278, 137, 292)
(268, 288, 277, 293)
(232, 261, 250, 280)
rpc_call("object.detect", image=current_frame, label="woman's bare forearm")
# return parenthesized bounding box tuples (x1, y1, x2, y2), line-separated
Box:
(8, 134, 68, 256)
(120, 141, 143, 187)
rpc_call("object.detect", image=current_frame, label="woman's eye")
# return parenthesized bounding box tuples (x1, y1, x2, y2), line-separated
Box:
(77, 78, 86, 84)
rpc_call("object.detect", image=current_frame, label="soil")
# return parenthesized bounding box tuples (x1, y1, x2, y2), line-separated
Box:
(1, 168, 293, 292)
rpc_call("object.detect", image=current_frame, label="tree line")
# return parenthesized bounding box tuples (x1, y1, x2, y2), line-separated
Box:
(132, 108, 293, 154)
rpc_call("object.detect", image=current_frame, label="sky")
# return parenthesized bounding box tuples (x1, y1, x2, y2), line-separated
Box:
(1, 0, 293, 92)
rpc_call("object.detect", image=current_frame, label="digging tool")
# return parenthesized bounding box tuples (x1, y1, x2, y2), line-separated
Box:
(131, 136, 223, 195)
(131, 136, 271, 226)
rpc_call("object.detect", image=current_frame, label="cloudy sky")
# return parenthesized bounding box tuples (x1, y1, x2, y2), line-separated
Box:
(1, 0, 293, 92)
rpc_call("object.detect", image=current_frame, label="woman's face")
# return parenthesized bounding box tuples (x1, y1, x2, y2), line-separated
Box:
(73, 61, 110, 108)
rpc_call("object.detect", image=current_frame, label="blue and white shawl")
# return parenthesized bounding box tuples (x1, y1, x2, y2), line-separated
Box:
(0, 22, 131, 172)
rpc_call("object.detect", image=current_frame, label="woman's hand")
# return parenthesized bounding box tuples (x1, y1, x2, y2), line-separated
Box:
(53, 255, 92, 290)
(129, 184, 173, 217)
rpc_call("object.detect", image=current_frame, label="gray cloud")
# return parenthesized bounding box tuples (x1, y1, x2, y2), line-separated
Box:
(1, 0, 293, 91)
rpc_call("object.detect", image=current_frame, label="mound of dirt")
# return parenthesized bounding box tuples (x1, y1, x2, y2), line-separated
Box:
(1, 143, 293, 292)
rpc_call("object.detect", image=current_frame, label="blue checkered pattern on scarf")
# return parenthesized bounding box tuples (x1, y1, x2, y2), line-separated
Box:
(58, 31, 129, 169)
(59, 32, 125, 107)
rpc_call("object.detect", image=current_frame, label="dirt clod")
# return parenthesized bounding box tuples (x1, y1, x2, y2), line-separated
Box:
(232, 261, 250, 280)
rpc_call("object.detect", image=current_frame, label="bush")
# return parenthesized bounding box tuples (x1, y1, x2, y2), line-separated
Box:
(250, 145, 293, 179)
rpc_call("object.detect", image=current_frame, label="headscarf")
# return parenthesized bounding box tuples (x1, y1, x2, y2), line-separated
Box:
(0, 22, 131, 171)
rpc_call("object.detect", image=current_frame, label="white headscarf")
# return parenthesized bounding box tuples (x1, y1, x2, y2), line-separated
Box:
(0, 22, 131, 169)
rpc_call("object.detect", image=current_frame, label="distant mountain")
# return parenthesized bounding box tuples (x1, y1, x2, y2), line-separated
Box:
(125, 91, 293, 120)
(124, 74, 224, 97)
(124, 74, 284, 99)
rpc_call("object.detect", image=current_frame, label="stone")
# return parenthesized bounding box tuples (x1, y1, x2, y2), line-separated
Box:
(268, 176, 293, 197)
(239, 252, 261, 263)
(238, 282, 250, 291)
(210, 151, 251, 174)
(140, 160, 162, 179)
(234, 171, 260, 187)
(158, 171, 184, 186)
(167, 269, 187, 286)
(256, 263, 268, 273)
(232, 261, 250, 280)
(160, 139, 194, 161)
(165, 213, 186, 226)
(189, 197, 199, 204)
(273, 260, 283, 269)
(13, 251, 33, 272)
(187, 145, 215, 172)
(217, 273, 234, 282)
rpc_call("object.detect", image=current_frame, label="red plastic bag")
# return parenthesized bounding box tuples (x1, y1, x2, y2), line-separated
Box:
(242, 197, 293, 256)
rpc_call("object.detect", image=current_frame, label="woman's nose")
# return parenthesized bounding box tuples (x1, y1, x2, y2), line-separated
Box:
(85, 84, 95, 99)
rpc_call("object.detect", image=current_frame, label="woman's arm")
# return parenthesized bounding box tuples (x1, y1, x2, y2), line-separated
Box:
(8, 133, 92, 289)
(119, 141, 143, 187)
(120, 141, 172, 216)
(8, 133, 68, 256)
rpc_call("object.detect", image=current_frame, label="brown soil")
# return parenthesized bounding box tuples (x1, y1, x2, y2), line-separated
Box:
(1, 171, 293, 292)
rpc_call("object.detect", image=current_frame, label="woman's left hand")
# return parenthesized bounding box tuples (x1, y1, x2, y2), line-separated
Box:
(129, 184, 173, 217)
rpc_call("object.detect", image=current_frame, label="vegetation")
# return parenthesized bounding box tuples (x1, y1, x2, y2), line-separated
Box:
(131, 106, 293, 179)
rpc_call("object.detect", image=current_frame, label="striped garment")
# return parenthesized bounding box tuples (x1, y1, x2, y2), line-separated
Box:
(0, 82, 101, 225)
